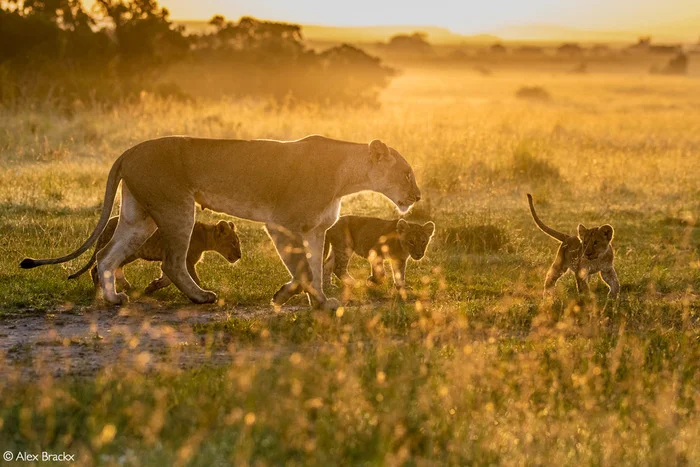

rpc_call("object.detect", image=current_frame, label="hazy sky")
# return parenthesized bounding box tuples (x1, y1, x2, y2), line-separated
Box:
(155, 0, 700, 35)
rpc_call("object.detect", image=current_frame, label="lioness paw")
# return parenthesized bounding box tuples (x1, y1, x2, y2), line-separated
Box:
(192, 290, 217, 304)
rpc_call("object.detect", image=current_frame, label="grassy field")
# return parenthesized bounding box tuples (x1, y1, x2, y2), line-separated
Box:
(1, 69, 699, 464)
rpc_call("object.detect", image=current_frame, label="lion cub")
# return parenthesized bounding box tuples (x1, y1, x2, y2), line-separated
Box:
(323, 216, 435, 290)
(69, 217, 241, 295)
(527, 194, 619, 299)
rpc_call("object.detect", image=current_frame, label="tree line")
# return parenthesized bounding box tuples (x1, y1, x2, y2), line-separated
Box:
(0, 0, 395, 108)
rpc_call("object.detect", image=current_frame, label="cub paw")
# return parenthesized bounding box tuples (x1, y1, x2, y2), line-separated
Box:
(366, 276, 383, 287)
(321, 298, 341, 311)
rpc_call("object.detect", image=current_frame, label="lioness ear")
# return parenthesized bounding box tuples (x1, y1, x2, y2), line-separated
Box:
(423, 221, 435, 237)
(600, 224, 614, 242)
(227, 221, 237, 232)
(369, 139, 389, 163)
(216, 220, 229, 234)
(396, 219, 408, 234)
(577, 224, 587, 238)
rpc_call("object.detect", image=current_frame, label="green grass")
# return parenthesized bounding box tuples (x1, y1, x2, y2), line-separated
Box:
(1, 69, 699, 464)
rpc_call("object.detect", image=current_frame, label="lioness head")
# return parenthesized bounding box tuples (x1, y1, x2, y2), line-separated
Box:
(578, 224, 613, 260)
(367, 140, 421, 213)
(397, 219, 435, 260)
(211, 220, 242, 263)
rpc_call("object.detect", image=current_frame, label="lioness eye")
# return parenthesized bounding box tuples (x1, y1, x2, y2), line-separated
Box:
(405, 173, 411, 182)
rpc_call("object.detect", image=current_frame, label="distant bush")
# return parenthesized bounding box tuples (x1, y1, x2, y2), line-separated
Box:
(510, 142, 561, 183)
(515, 86, 551, 101)
(659, 53, 689, 75)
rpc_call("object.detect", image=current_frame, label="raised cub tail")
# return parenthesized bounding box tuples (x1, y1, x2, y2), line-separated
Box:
(527, 194, 569, 242)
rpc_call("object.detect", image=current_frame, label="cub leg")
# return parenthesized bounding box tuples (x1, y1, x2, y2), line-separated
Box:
(575, 271, 591, 296)
(367, 252, 386, 286)
(114, 267, 131, 291)
(149, 201, 217, 304)
(543, 246, 567, 298)
(144, 273, 172, 295)
(96, 185, 156, 305)
(390, 258, 408, 290)
(600, 268, 620, 299)
(90, 265, 99, 287)
(323, 248, 335, 287)
(333, 245, 355, 285)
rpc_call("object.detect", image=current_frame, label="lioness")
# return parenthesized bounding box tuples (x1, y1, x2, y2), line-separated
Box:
(323, 216, 435, 290)
(527, 194, 619, 299)
(68, 217, 241, 295)
(20, 136, 421, 310)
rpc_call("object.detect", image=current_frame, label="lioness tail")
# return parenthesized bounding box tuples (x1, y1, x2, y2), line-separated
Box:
(20, 155, 125, 269)
(527, 194, 569, 243)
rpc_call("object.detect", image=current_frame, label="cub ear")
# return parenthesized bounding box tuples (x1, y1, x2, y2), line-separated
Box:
(423, 221, 435, 237)
(600, 224, 614, 241)
(216, 220, 229, 234)
(369, 139, 389, 163)
(396, 219, 409, 234)
(577, 224, 587, 238)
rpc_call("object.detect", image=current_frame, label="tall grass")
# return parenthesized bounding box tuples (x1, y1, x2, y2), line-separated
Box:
(0, 69, 699, 463)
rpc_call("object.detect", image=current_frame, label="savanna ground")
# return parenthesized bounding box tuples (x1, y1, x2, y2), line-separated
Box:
(0, 68, 699, 465)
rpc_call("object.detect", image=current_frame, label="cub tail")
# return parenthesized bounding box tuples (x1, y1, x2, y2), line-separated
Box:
(527, 194, 569, 242)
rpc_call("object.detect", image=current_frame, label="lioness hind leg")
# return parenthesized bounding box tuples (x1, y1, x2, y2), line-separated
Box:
(266, 224, 307, 307)
(96, 185, 156, 305)
(149, 202, 217, 305)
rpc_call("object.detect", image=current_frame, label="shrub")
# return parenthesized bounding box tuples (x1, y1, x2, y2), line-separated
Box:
(515, 86, 551, 101)
(511, 142, 561, 183)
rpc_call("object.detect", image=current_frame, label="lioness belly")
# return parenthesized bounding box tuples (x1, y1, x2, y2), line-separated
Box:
(195, 192, 273, 224)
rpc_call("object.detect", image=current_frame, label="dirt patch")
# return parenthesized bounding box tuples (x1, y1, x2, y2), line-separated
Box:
(0, 304, 287, 380)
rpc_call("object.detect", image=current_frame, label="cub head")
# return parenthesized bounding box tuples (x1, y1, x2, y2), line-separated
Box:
(212, 220, 242, 263)
(397, 219, 435, 260)
(578, 224, 613, 260)
(367, 139, 421, 214)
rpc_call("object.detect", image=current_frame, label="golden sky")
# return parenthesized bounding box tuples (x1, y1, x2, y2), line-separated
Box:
(93, 0, 700, 40)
